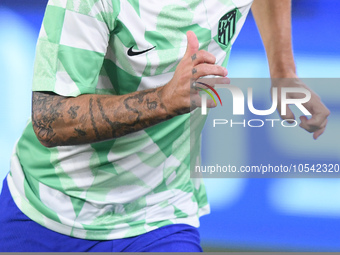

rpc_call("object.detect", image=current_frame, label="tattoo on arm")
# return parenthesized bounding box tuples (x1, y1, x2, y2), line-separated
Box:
(32, 87, 173, 147)
(32, 92, 63, 146)
(89, 97, 101, 140)
(146, 99, 158, 110)
(67, 106, 80, 119)
(96, 97, 120, 137)
(74, 128, 87, 136)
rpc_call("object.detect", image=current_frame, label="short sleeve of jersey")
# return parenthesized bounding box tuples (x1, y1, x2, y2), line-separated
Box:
(32, 0, 118, 97)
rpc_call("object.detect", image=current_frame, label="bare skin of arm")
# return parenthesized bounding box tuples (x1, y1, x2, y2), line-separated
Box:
(252, 0, 330, 139)
(32, 31, 227, 147)
(32, 89, 173, 147)
(251, 0, 296, 77)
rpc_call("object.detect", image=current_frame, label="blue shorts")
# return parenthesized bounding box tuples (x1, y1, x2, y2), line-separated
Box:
(0, 177, 202, 252)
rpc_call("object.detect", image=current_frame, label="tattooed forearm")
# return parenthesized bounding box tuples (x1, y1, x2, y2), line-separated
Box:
(89, 97, 101, 141)
(32, 87, 173, 147)
(32, 92, 62, 146)
(96, 97, 123, 138)
(74, 128, 87, 136)
(67, 106, 80, 119)
(146, 99, 158, 110)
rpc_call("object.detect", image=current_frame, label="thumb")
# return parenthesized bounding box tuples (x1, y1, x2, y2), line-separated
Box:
(185, 31, 199, 56)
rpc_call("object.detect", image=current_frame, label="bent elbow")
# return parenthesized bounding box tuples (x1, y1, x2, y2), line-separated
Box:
(31, 111, 60, 148)
(39, 139, 56, 148)
(31, 91, 63, 148)
(32, 121, 58, 148)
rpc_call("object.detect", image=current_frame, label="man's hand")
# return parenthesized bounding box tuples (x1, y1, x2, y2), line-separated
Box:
(272, 75, 330, 140)
(161, 31, 228, 115)
(252, 0, 330, 140)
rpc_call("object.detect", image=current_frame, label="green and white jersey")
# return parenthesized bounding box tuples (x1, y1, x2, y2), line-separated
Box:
(8, 0, 253, 240)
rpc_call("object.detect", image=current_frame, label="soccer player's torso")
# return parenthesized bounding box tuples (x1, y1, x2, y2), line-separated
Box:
(8, 0, 253, 240)
(97, 0, 253, 95)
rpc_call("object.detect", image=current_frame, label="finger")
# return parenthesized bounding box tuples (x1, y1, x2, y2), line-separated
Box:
(196, 77, 230, 88)
(190, 94, 200, 109)
(192, 78, 230, 94)
(313, 119, 328, 140)
(192, 64, 227, 79)
(301, 97, 330, 137)
(185, 31, 199, 57)
(191, 50, 216, 65)
(191, 94, 217, 108)
(207, 99, 218, 108)
(299, 116, 312, 132)
(313, 128, 325, 140)
(305, 107, 330, 127)
(299, 111, 328, 133)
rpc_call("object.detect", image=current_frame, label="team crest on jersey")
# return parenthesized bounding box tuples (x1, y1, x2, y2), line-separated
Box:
(218, 9, 238, 46)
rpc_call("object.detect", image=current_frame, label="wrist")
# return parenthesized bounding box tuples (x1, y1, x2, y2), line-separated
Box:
(268, 53, 296, 78)
(159, 82, 190, 117)
(157, 85, 177, 117)
(270, 66, 297, 79)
